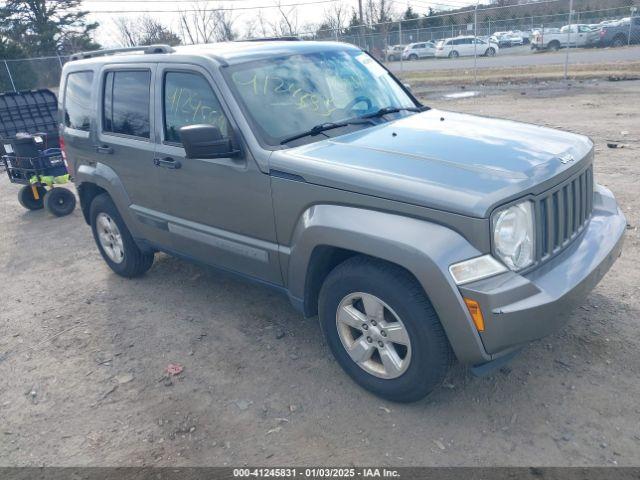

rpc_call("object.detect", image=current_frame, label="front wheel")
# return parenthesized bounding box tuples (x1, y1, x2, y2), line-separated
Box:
(318, 256, 454, 403)
(90, 193, 154, 278)
(18, 185, 47, 210)
(44, 188, 76, 217)
(408, 54, 418, 61)
(448, 50, 459, 58)
(485, 47, 496, 57)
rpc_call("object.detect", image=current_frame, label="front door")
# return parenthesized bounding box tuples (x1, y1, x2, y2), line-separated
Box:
(150, 64, 281, 285)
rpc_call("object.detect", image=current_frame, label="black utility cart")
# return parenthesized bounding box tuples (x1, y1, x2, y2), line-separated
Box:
(0, 89, 76, 217)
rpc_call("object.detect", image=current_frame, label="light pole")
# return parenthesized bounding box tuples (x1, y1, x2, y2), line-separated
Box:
(473, 1, 478, 84)
(564, 0, 573, 80)
(629, 6, 638, 46)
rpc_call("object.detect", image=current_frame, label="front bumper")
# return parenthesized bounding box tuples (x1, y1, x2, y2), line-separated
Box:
(459, 184, 625, 357)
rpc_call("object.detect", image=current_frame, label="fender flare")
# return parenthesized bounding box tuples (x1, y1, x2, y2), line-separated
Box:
(285, 204, 491, 364)
(75, 163, 140, 236)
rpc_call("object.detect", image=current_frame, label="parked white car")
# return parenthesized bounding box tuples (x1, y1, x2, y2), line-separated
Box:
(402, 41, 436, 60)
(435, 36, 499, 58)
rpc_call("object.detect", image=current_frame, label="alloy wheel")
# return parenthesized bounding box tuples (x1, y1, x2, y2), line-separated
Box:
(335, 292, 412, 379)
(96, 212, 125, 264)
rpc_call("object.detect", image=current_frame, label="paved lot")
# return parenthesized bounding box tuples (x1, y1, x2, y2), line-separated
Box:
(0, 80, 639, 467)
(387, 45, 640, 72)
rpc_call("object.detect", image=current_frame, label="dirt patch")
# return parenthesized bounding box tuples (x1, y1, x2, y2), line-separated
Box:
(399, 61, 640, 86)
(0, 80, 639, 467)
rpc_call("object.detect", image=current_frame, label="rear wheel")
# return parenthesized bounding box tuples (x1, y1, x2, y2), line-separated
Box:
(90, 193, 154, 278)
(611, 35, 626, 47)
(448, 50, 459, 58)
(548, 40, 561, 51)
(485, 47, 496, 56)
(409, 54, 418, 60)
(44, 188, 76, 217)
(18, 185, 47, 210)
(318, 256, 454, 403)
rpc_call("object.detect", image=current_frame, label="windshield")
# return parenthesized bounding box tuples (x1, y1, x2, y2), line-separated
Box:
(225, 49, 416, 146)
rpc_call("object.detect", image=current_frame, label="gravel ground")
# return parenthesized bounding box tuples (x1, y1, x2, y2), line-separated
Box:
(0, 79, 639, 467)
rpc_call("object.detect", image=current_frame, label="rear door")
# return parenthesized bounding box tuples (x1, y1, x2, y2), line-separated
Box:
(96, 65, 158, 207)
(151, 63, 281, 284)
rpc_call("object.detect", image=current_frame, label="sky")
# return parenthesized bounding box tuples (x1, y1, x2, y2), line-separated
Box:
(84, 0, 477, 47)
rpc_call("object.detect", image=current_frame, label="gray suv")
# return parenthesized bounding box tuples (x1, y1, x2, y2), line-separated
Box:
(60, 41, 625, 402)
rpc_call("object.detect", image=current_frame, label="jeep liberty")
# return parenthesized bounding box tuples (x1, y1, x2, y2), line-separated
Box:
(60, 41, 625, 402)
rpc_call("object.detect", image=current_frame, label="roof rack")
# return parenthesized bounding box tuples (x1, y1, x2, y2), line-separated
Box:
(239, 36, 301, 42)
(70, 44, 175, 61)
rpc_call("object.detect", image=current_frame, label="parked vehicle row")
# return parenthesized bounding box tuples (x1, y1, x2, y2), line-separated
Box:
(386, 36, 499, 61)
(383, 15, 638, 61)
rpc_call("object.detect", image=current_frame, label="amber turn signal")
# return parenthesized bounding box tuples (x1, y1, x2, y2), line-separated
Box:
(464, 298, 485, 332)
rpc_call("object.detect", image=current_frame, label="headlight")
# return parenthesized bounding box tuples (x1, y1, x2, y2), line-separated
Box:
(492, 200, 535, 270)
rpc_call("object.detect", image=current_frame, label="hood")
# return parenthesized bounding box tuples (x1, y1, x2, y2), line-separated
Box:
(270, 109, 593, 218)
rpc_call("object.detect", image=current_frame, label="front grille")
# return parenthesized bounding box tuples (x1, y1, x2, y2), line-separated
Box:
(535, 165, 594, 262)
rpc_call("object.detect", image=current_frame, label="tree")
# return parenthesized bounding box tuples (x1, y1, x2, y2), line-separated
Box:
(114, 16, 181, 47)
(178, 3, 217, 44)
(0, 0, 99, 55)
(320, 2, 348, 38)
(212, 10, 236, 42)
(401, 5, 421, 31)
(0, 37, 36, 91)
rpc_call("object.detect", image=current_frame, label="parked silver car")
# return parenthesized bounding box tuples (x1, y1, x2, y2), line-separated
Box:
(384, 44, 406, 61)
(402, 41, 436, 60)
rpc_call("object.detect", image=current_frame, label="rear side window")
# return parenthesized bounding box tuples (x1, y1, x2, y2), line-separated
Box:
(163, 71, 229, 144)
(103, 70, 151, 138)
(64, 71, 94, 131)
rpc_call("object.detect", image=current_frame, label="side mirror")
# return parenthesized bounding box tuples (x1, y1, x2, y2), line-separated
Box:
(179, 124, 240, 159)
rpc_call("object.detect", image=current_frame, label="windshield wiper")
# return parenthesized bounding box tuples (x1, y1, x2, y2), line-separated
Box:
(360, 105, 427, 119)
(280, 120, 370, 145)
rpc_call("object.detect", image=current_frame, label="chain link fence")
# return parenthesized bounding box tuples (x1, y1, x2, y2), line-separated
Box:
(1, 1, 638, 93)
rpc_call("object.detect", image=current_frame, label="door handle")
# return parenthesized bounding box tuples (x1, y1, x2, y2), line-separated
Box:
(95, 145, 113, 154)
(153, 156, 181, 169)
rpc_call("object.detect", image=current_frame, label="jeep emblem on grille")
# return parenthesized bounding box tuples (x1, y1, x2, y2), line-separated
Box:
(559, 154, 575, 164)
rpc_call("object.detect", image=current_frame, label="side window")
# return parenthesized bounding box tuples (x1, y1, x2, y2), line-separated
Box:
(64, 71, 94, 131)
(103, 70, 151, 138)
(163, 71, 229, 144)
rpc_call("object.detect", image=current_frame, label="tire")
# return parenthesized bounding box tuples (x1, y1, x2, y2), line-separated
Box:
(44, 188, 76, 217)
(409, 54, 418, 61)
(485, 47, 496, 57)
(17, 185, 47, 210)
(318, 256, 454, 403)
(448, 50, 459, 58)
(548, 41, 560, 51)
(90, 193, 154, 278)
(611, 35, 626, 48)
